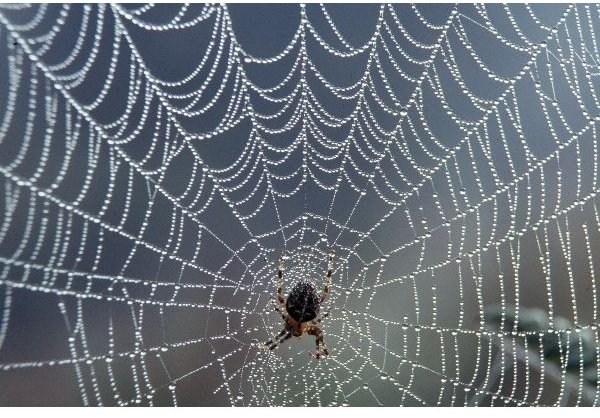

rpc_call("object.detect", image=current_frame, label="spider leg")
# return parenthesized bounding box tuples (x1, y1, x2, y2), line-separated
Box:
(265, 329, 292, 351)
(307, 325, 329, 359)
(278, 331, 293, 346)
(269, 297, 287, 320)
(320, 248, 334, 303)
(313, 310, 330, 324)
(263, 328, 287, 350)
(276, 252, 286, 304)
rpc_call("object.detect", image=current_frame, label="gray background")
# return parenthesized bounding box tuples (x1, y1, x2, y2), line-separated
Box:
(0, 3, 597, 406)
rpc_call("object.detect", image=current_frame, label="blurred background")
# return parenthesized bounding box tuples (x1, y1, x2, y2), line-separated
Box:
(0, 3, 598, 406)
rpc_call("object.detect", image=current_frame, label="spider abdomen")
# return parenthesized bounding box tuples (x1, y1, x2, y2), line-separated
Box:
(286, 281, 320, 323)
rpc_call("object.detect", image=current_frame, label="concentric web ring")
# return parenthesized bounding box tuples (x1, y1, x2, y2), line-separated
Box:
(0, 3, 599, 406)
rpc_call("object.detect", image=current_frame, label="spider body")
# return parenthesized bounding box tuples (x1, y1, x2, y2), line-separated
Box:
(261, 249, 334, 359)
(286, 281, 320, 323)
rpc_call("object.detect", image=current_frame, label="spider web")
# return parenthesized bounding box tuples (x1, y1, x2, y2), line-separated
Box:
(0, 3, 599, 407)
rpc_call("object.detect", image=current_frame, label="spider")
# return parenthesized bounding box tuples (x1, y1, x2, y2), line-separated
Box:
(261, 248, 334, 359)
